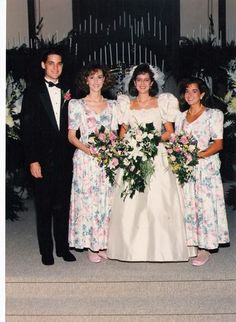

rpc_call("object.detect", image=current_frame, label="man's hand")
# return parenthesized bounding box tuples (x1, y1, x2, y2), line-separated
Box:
(30, 162, 43, 178)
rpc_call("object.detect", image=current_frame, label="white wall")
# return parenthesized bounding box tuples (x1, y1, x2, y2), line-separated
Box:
(35, 0, 72, 42)
(6, 0, 72, 48)
(6, 0, 236, 49)
(7, 0, 29, 48)
(226, 0, 236, 42)
(181, 0, 236, 43)
(180, 0, 219, 40)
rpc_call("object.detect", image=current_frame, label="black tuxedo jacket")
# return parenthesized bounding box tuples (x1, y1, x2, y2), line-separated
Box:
(21, 80, 74, 175)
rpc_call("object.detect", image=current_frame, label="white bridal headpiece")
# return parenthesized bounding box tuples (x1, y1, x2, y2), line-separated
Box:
(122, 64, 165, 95)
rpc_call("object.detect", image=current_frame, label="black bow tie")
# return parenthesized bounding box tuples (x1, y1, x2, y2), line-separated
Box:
(45, 80, 61, 88)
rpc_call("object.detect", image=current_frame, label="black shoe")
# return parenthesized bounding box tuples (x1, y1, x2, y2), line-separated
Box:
(41, 254, 54, 265)
(57, 251, 76, 262)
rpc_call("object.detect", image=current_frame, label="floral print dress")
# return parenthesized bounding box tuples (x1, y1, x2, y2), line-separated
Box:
(175, 108, 230, 249)
(68, 98, 118, 251)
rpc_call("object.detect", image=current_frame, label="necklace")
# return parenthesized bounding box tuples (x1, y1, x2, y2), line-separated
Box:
(188, 105, 204, 116)
(86, 95, 104, 103)
(137, 96, 152, 106)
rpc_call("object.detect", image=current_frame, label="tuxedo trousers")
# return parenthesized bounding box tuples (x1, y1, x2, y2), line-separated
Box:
(33, 168, 72, 256)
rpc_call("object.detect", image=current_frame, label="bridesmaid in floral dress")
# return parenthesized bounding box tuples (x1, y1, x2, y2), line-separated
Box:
(175, 77, 230, 266)
(68, 63, 118, 263)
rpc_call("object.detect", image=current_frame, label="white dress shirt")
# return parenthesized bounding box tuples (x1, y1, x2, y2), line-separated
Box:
(45, 79, 61, 129)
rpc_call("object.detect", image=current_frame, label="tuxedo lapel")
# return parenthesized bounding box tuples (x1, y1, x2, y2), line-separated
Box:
(39, 83, 59, 131)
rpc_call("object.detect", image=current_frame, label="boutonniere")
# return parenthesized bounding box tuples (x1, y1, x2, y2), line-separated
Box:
(62, 89, 72, 106)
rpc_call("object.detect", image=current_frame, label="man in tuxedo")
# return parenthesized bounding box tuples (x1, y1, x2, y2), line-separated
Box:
(21, 49, 76, 265)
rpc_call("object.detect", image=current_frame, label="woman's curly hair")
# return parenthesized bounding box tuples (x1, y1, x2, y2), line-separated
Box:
(76, 61, 115, 94)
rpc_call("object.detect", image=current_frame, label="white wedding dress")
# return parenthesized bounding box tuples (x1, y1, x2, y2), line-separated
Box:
(107, 93, 197, 261)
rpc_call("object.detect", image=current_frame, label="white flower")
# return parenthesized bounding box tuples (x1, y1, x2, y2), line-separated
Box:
(123, 159, 130, 166)
(6, 108, 14, 128)
(224, 120, 233, 128)
(148, 133, 154, 139)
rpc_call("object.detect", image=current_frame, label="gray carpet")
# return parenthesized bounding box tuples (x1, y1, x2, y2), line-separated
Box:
(6, 183, 236, 321)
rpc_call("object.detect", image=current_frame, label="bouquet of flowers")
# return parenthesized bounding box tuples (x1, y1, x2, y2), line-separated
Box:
(88, 125, 121, 185)
(165, 131, 199, 185)
(119, 122, 160, 200)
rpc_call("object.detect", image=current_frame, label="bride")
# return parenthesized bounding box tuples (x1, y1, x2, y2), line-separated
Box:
(107, 64, 196, 262)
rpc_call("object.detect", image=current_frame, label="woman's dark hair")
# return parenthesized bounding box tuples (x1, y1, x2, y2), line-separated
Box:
(128, 63, 159, 97)
(76, 61, 115, 94)
(179, 77, 211, 111)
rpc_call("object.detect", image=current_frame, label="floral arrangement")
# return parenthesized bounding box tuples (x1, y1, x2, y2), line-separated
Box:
(119, 122, 160, 200)
(165, 131, 199, 186)
(6, 71, 26, 140)
(223, 59, 236, 139)
(88, 125, 121, 185)
(88, 122, 160, 200)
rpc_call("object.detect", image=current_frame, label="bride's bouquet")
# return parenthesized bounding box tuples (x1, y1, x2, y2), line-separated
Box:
(165, 131, 199, 185)
(88, 125, 121, 185)
(119, 122, 160, 200)
(88, 123, 160, 200)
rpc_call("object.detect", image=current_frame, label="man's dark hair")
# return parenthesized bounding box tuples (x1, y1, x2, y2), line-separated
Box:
(41, 48, 64, 63)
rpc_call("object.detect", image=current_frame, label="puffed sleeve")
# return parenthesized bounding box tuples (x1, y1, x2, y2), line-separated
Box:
(158, 93, 180, 123)
(68, 99, 82, 130)
(117, 94, 130, 125)
(109, 100, 119, 131)
(209, 109, 224, 140)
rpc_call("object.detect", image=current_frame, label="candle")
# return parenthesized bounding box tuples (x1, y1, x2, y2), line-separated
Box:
(141, 17, 144, 35)
(75, 43, 78, 56)
(95, 19, 97, 34)
(164, 25, 167, 46)
(134, 18, 137, 34)
(79, 23, 82, 33)
(159, 21, 161, 40)
(104, 46, 107, 65)
(109, 44, 113, 66)
(94, 51, 96, 61)
(55, 30, 58, 43)
(83, 61, 85, 66)
(139, 45, 142, 64)
(84, 20, 86, 33)
(88, 54, 91, 62)
(89, 15, 92, 34)
(137, 21, 140, 38)
(192, 29, 195, 38)
(114, 19, 116, 31)
(122, 41, 124, 63)
(101, 23, 103, 31)
(154, 16, 156, 37)
(147, 12, 150, 32)
(130, 25, 134, 45)
(199, 24, 202, 38)
(149, 50, 152, 65)
(123, 11, 126, 28)
(134, 43, 136, 65)
(18, 32, 21, 46)
(100, 48, 103, 64)
(128, 42, 131, 65)
(128, 14, 131, 28)
(162, 59, 164, 72)
(119, 15, 121, 27)
(154, 54, 157, 67)
(116, 42, 118, 64)
(145, 47, 147, 62)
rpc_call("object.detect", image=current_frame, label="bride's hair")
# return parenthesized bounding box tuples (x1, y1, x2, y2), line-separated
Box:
(128, 64, 159, 97)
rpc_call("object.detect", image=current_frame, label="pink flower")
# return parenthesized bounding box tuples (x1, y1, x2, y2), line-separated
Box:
(98, 133, 106, 142)
(111, 157, 119, 167)
(186, 154, 193, 162)
(90, 146, 98, 155)
(63, 90, 71, 101)
(179, 136, 189, 144)
(109, 131, 117, 141)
